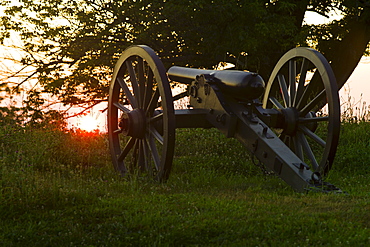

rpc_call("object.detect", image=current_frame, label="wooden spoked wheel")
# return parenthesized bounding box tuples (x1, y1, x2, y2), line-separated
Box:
(108, 45, 175, 181)
(262, 47, 340, 176)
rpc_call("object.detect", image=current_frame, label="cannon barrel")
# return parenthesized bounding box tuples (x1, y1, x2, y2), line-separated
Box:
(168, 66, 265, 100)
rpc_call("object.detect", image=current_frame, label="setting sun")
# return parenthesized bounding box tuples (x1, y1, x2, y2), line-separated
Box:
(77, 115, 100, 132)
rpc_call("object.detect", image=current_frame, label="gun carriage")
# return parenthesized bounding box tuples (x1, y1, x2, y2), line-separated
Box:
(108, 45, 341, 192)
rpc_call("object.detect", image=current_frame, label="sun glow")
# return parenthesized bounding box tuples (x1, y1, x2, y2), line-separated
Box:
(76, 115, 100, 132)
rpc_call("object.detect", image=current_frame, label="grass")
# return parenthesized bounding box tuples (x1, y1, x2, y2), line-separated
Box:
(1, 121, 370, 246)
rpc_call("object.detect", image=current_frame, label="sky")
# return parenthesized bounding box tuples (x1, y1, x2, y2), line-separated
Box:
(340, 57, 370, 115)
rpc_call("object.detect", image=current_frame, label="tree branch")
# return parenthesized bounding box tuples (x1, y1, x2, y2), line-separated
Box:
(306, 8, 330, 18)
(12, 71, 38, 93)
(65, 99, 107, 118)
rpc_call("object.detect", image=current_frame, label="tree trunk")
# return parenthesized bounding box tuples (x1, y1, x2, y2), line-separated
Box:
(323, 13, 370, 90)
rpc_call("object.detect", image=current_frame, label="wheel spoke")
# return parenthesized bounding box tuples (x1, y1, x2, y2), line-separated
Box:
(146, 88, 160, 114)
(147, 135, 161, 170)
(296, 70, 323, 111)
(143, 68, 154, 110)
(298, 116, 329, 123)
(137, 139, 148, 171)
(149, 112, 163, 123)
(294, 58, 309, 107)
(132, 139, 139, 169)
(289, 60, 296, 107)
(269, 96, 284, 109)
(298, 132, 319, 170)
(284, 135, 292, 150)
(113, 129, 122, 134)
(280, 133, 288, 143)
(113, 102, 130, 113)
(293, 135, 303, 160)
(126, 60, 141, 108)
(277, 74, 289, 108)
(137, 57, 146, 109)
(141, 138, 152, 174)
(299, 125, 326, 148)
(117, 77, 138, 109)
(299, 89, 326, 117)
(118, 137, 136, 162)
(149, 126, 164, 145)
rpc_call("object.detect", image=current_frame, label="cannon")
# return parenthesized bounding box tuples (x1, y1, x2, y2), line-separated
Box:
(107, 45, 341, 192)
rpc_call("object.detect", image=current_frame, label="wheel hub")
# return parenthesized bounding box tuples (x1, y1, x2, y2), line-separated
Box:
(119, 109, 146, 139)
(281, 108, 318, 135)
(281, 107, 299, 135)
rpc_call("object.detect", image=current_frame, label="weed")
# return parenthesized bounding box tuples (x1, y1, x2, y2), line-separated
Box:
(341, 86, 370, 122)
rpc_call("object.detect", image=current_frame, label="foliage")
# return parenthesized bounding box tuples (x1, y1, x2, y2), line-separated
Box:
(1, 0, 369, 112)
(1, 121, 370, 245)
(0, 92, 67, 129)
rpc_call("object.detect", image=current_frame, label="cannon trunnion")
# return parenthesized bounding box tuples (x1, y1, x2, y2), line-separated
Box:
(108, 45, 341, 193)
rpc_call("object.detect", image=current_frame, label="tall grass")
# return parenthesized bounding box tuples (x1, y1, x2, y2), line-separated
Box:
(1, 107, 370, 245)
(340, 87, 370, 122)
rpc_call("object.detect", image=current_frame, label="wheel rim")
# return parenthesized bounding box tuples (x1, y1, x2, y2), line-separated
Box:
(108, 45, 175, 181)
(262, 47, 340, 175)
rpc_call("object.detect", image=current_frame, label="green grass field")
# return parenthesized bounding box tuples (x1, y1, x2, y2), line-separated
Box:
(1, 121, 370, 246)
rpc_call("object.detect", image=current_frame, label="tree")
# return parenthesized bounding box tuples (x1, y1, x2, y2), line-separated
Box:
(309, 0, 370, 89)
(0, 0, 369, 111)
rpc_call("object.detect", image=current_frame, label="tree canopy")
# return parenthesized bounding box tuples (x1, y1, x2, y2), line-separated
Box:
(0, 0, 369, 111)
